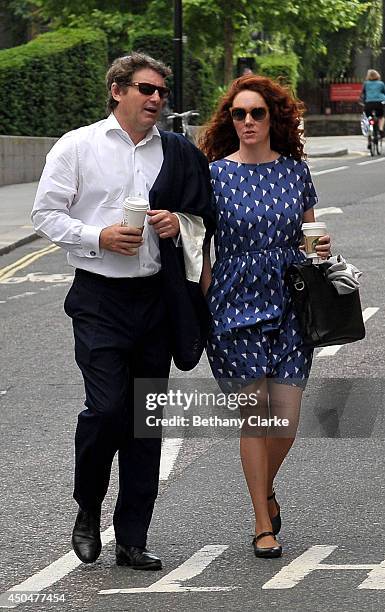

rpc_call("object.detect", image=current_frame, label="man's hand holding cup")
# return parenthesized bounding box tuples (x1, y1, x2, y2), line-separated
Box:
(99, 196, 149, 256)
(99, 224, 144, 256)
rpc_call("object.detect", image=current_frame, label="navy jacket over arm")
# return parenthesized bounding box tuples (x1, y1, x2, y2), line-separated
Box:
(149, 131, 215, 371)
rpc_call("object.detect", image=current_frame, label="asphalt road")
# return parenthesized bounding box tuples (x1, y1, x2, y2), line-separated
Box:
(1, 152, 385, 612)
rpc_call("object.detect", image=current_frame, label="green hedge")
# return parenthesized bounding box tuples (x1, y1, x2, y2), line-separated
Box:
(130, 31, 216, 122)
(0, 28, 108, 137)
(254, 52, 299, 93)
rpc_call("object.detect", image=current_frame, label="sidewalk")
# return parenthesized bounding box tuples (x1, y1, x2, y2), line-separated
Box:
(0, 182, 39, 255)
(0, 135, 368, 257)
(305, 135, 365, 158)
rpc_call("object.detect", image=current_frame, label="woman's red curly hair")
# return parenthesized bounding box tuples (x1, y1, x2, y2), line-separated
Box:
(198, 75, 305, 162)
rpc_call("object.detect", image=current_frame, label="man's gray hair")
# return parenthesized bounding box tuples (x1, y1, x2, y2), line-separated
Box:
(106, 52, 172, 113)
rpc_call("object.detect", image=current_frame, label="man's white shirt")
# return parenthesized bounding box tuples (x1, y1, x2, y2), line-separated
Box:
(32, 113, 206, 279)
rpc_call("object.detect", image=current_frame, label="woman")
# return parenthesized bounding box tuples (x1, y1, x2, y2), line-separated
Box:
(199, 75, 331, 558)
(362, 69, 385, 135)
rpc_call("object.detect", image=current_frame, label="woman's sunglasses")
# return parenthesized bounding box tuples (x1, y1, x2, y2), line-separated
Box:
(230, 107, 268, 122)
(129, 81, 170, 99)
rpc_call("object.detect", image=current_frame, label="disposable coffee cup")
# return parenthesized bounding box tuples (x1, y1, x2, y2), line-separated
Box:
(122, 196, 149, 230)
(301, 222, 327, 264)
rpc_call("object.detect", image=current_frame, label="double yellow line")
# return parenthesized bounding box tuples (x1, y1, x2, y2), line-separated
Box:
(0, 243, 60, 282)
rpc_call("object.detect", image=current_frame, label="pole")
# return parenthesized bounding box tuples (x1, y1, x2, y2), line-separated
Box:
(173, 0, 183, 132)
(382, 0, 385, 79)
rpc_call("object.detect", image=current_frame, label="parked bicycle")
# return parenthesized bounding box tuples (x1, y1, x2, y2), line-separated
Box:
(166, 110, 200, 142)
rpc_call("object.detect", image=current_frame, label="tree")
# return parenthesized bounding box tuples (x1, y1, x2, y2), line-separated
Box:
(181, 0, 372, 83)
(4, 0, 377, 84)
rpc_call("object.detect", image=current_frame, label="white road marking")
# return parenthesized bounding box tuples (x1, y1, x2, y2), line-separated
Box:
(312, 166, 349, 176)
(0, 526, 116, 609)
(262, 545, 337, 589)
(0, 283, 69, 305)
(7, 292, 37, 300)
(0, 245, 59, 282)
(317, 307, 379, 357)
(0, 272, 73, 285)
(262, 545, 384, 589)
(160, 437, 183, 481)
(0, 436, 183, 608)
(358, 157, 385, 166)
(99, 545, 235, 594)
(358, 559, 385, 589)
(315, 207, 343, 218)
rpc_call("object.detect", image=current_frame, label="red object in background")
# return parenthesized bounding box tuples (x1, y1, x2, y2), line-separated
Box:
(329, 83, 362, 102)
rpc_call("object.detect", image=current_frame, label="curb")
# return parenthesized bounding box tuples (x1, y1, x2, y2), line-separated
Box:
(0, 232, 39, 256)
(306, 148, 348, 158)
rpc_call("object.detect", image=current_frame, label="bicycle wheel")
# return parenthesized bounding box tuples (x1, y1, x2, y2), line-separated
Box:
(368, 134, 375, 156)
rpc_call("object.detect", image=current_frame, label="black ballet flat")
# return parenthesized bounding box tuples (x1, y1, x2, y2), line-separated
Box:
(268, 490, 281, 536)
(252, 531, 282, 558)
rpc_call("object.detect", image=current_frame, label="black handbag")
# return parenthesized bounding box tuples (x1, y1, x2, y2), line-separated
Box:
(285, 260, 365, 347)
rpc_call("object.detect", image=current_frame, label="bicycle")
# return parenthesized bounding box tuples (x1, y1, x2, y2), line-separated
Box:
(360, 102, 385, 156)
(166, 110, 200, 142)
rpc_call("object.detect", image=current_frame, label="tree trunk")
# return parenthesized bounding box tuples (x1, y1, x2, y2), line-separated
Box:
(27, 4, 41, 41)
(224, 13, 234, 85)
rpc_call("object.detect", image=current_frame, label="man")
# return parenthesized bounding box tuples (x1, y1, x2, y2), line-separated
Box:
(32, 53, 213, 570)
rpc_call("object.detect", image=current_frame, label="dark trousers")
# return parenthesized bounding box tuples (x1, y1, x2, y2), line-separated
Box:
(64, 269, 171, 547)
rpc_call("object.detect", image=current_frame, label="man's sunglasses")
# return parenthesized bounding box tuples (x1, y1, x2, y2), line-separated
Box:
(230, 107, 268, 122)
(130, 81, 170, 99)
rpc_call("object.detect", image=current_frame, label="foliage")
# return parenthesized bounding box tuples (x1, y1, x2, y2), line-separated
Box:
(130, 30, 217, 121)
(0, 28, 108, 136)
(2, 0, 380, 95)
(322, 0, 382, 78)
(285, 0, 374, 80)
(255, 53, 299, 93)
(180, 0, 372, 80)
(62, 9, 133, 59)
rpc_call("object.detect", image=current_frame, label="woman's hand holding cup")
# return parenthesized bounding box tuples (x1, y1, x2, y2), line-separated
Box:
(315, 234, 331, 260)
(302, 221, 331, 262)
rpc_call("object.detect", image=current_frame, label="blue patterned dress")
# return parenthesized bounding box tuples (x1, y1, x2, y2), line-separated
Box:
(206, 155, 318, 391)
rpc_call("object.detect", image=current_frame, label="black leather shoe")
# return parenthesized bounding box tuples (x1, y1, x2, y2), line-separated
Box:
(268, 490, 281, 536)
(116, 543, 162, 570)
(252, 531, 282, 558)
(71, 508, 101, 564)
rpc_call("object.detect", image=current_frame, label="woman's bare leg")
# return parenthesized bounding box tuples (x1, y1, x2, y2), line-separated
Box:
(265, 381, 303, 518)
(239, 378, 277, 548)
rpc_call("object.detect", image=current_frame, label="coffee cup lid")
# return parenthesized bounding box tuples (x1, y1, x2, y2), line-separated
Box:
(123, 197, 149, 211)
(302, 222, 327, 230)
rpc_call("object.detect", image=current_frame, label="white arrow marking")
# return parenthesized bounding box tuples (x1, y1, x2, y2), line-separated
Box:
(358, 559, 385, 589)
(262, 545, 338, 589)
(262, 545, 385, 590)
(99, 545, 236, 594)
(317, 307, 379, 357)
